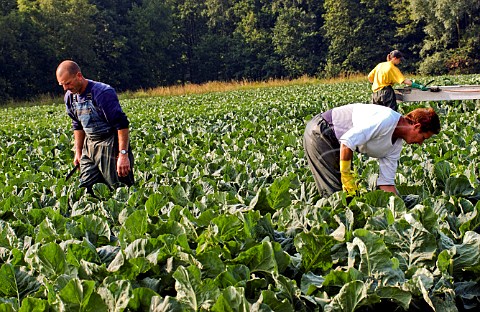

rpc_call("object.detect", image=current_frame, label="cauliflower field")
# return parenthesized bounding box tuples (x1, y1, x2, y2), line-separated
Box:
(1, 75, 480, 311)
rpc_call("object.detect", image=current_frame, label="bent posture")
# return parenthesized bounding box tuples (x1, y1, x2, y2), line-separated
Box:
(56, 60, 134, 193)
(303, 104, 440, 198)
(368, 50, 428, 111)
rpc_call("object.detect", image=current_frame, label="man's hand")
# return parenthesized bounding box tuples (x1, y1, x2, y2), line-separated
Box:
(117, 154, 131, 177)
(340, 159, 358, 196)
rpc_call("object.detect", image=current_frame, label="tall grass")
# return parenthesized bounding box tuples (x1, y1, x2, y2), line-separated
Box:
(123, 74, 367, 99)
(3, 74, 368, 108)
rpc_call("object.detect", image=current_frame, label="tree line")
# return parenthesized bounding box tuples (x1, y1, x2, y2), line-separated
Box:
(1, 0, 479, 103)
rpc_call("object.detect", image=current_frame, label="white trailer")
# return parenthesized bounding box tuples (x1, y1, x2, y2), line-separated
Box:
(395, 85, 480, 102)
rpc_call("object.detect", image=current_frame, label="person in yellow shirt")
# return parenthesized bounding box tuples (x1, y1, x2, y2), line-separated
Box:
(368, 50, 428, 111)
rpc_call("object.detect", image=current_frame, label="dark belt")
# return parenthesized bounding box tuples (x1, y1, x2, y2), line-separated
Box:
(376, 85, 394, 93)
(314, 113, 338, 148)
(321, 110, 334, 133)
(86, 129, 116, 141)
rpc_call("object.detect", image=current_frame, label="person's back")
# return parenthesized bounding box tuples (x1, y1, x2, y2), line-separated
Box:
(368, 50, 430, 111)
(369, 61, 404, 93)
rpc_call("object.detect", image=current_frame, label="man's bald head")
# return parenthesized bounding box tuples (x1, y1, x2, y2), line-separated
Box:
(56, 60, 87, 94)
(56, 60, 81, 77)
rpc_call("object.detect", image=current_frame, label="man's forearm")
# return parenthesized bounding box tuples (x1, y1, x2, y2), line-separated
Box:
(118, 128, 129, 151)
(340, 144, 353, 161)
(74, 130, 85, 155)
(378, 185, 398, 195)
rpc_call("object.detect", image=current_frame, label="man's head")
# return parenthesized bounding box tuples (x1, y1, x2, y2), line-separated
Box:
(390, 50, 404, 60)
(388, 50, 404, 65)
(56, 60, 88, 94)
(403, 107, 440, 145)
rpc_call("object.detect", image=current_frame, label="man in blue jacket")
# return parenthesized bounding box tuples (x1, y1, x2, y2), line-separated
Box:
(56, 60, 134, 193)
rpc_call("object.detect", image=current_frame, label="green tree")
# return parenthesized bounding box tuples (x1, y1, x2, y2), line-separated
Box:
(411, 0, 480, 74)
(87, 0, 136, 88)
(389, 0, 425, 73)
(200, 0, 240, 81)
(272, 0, 324, 78)
(0, 9, 55, 102)
(18, 0, 98, 65)
(0, 0, 16, 15)
(126, 0, 176, 88)
(167, 0, 211, 84)
(323, 0, 394, 76)
(231, 0, 282, 80)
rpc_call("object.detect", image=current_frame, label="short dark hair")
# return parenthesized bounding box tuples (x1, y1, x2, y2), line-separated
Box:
(390, 50, 404, 60)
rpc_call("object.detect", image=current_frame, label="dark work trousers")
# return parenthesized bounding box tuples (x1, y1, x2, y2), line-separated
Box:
(371, 86, 397, 111)
(79, 133, 135, 190)
(303, 114, 341, 197)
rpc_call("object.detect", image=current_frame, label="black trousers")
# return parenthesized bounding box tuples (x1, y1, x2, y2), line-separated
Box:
(79, 134, 135, 189)
(371, 86, 397, 111)
(303, 114, 341, 198)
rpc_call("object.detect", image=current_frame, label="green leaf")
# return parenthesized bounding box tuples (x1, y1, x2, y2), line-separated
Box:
(452, 231, 480, 274)
(258, 289, 294, 312)
(149, 296, 184, 311)
(92, 183, 112, 199)
(211, 286, 250, 312)
(196, 250, 225, 278)
(83, 292, 108, 312)
(172, 184, 189, 206)
(385, 213, 437, 272)
(57, 278, 96, 311)
(232, 241, 290, 275)
(0, 263, 18, 297)
(434, 160, 451, 189)
(322, 267, 363, 290)
(250, 188, 275, 214)
(300, 272, 325, 296)
(118, 209, 148, 247)
(294, 232, 335, 272)
(128, 287, 159, 311)
(324, 280, 368, 312)
(214, 264, 250, 288)
(145, 193, 168, 217)
(445, 175, 475, 196)
(0, 264, 40, 299)
(436, 250, 453, 275)
(78, 214, 111, 246)
(211, 215, 243, 242)
(97, 279, 132, 312)
(455, 282, 480, 310)
(173, 265, 220, 311)
(267, 177, 292, 210)
(66, 239, 101, 267)
(35, 218, 58, 244)
(34, 242, 67, 278)
(410, 269, 435, 310)
(19, 297, 49, 312)
(376, 286, 412, 310)
(273, 274, 300, 305)
(349, 229, 404, 285)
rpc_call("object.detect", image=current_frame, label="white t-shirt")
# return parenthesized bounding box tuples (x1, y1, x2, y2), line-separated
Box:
(331, 104, 403, 186)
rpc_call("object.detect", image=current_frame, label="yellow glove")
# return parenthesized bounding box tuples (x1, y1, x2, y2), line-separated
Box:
(340, 160, 358, 196)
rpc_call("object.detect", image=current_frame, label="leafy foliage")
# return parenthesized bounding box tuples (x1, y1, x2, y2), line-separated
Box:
(1, 76, 480, 310)
(2, 0, 480, 102)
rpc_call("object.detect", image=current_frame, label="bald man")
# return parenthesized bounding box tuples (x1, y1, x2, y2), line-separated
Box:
(56, 60, 134, 194)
